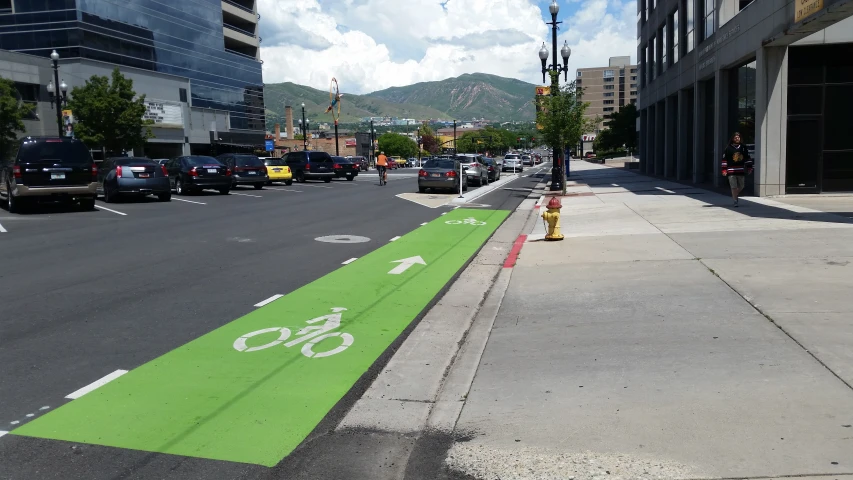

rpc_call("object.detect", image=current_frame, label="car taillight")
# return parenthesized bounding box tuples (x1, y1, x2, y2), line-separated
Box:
(161, 165, 168, 176)
(418, 169, 427, 177)
(233, 167, 243, 172)
(333, 163, 341, 169)
(189, 167, 198, 177)
(489, 166, 494, 171)
(116, 165, 123, 177)
(226, 168, 232, 176)
(13, 165, 21, 179)
(261, 166, 267, 174)
(446, 171, 457, 177)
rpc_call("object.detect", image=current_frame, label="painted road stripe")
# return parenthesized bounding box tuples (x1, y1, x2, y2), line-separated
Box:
(65, 370, 128, 399)
(15, 208, 509, 467)
(254, 294, 284, 308)
(265, 187, 303, 193)
(655, 187, 676, 194)
(0, 221, 6, 233)
(0, 431, 7, 438)
(342, 258, 358, 265)
(172, 198, 206, 205)
(389, 236, 401, 242)
(231, 192, 263, 198)
(503, 234, 528, 269)
(94, 205, 127, 216)
(420, 222, 428, 226)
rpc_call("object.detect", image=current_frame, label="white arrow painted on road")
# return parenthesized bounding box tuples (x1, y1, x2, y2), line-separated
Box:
(388, 256, 427, 275)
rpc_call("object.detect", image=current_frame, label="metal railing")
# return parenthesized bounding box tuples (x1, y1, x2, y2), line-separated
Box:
(223, 23, 256, 38)
(221, 0, 254, 14)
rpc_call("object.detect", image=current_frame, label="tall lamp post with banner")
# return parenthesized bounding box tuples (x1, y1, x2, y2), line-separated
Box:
(538, 0, 572, 191)
(325, 77, 343, 156)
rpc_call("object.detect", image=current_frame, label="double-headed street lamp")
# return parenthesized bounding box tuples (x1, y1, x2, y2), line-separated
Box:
(538, 0, 572, 191)
(47, 50, 69, 137)
(370, 119, 377, 167)
(300, 103, 310, 151)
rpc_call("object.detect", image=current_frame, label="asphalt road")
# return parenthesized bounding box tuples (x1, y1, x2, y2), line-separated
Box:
(0, 165, 546, 479)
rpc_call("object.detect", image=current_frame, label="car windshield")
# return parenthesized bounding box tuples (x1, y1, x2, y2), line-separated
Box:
(234, 155, 264, 167)
(186, 156, 222, 166)
(483, 159, 495, 165)
(332, 157, 352, 163)
(265, 159, 285, 166)
(115, 158, 154, 166)
(505, 154, 519, 159)
(17, 140, 93, 165)
(424, 159, 456, 169)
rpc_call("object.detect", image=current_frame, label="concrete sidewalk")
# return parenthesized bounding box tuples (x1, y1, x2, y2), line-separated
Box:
(446, 162, 853, 479)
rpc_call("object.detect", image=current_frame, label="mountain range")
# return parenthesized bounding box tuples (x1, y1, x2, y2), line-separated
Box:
(263, 73, 538, 128)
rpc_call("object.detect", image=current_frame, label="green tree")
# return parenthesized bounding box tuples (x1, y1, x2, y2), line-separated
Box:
(377, 133, 418, 158)
(418, 123, 440, 154)
(593, 103, 638, 153)
(68, 68, 153, 155)
(0, 78, 33, 160)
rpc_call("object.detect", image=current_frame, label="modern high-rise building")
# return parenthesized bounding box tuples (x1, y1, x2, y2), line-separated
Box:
(576, 56, 639, 131)
(0, 0, 265, 157)
(637, 0, 853, 195)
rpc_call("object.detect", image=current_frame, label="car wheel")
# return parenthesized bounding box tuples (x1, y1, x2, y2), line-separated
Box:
(296, 171, 305, 183)
(346, 175, 354, 181)
(323, 177, 332, 183)
(175, 178, 185, 195)
(219, 188, 230, 195)
(103, 184, 115, 203)
(254, 183, 264, 190)
(7, 184, 21, 214)
(158, 193, 171, 202)
(285, 180, 293, 186)
(79, 197, 96, 211)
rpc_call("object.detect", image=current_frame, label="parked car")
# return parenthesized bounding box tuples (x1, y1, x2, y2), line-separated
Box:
(502, 153, 523, 172)
(262, 158, 293, 185)
(283, 150, 334, 183)
(330, 156, 359, 181)
(216, 153, 268, 190)
(0, 136, 98, 213)
(347, 156, 368, 171)
(483, 157, 501, 182)
(418, 158, 468, 193)
(98, 157, 171, 203)
(392, 156, 407, 168)
(386, 157, 398, 169)
(454, 154, 488, 187)
(165, 156, 231, 195)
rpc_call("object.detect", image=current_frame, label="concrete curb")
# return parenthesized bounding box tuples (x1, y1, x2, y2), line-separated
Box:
(337, 175, 550, 435)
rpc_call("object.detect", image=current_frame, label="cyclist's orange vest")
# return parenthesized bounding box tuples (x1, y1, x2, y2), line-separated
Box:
(376, 155, 388, 166)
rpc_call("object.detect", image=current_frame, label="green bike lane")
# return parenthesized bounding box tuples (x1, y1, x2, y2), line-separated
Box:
(13, 208, 509, 467)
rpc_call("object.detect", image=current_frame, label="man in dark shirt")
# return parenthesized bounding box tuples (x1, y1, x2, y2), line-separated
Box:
(721, 132, 753, 207)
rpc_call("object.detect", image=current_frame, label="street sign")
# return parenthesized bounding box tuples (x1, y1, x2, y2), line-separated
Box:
(265, 139, 274, 151)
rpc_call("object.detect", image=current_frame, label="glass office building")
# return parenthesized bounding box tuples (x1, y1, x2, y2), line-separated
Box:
(0, 0, 265, 152)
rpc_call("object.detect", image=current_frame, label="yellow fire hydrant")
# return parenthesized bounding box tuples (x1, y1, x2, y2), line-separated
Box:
(542, 196, 564, 241)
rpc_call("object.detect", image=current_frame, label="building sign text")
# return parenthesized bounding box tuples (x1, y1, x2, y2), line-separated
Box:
(144, 101, 184, 127)
(795, 0, 823, 22)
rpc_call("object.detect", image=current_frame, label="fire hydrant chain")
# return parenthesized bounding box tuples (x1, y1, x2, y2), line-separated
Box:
(542, 196, 564, 241)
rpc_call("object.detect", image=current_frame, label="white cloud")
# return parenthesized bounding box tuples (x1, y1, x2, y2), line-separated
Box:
(258, 0, 637, 94)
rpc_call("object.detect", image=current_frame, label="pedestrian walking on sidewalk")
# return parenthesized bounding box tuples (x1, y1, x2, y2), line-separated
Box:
(721, 132, 753, 207)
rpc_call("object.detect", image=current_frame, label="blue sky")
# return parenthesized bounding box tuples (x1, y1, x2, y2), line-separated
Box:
(257, 0, 636, 94)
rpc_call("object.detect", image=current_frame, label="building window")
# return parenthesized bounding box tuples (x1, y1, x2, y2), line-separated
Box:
(577, 79, 583, 85)
(639, 0, 646, 23)
(686, 0, 695, 52)
(630, 83, 637, 88)
(649, 36, 656, 81)
(631, 75, 637, 81)
(604, 70, 615, 78)
(179, 88, 188, 103)
(604, 92, 615, 97)
(650, 0, 656, 11)
(630, 90, 638, 95)
(620, 69, 625, 77)
(631, 99, 637, 105)
(605, 77, 615, 82)
(605, 85, 615, 90)
(661, 24, 667, 71)
(577, 71, 582, 77)
(604, 107, 615, 112)
(671, 9, 679, 64)
(604, 100, 615, 105)
(703, 0, 715, 40)
(631, 68, 637, 73)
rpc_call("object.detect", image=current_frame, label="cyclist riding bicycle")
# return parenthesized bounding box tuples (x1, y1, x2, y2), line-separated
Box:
(376, 151, 388, 186)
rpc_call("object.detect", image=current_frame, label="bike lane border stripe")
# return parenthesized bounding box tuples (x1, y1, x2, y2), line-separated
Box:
(13, 208, 510, 467)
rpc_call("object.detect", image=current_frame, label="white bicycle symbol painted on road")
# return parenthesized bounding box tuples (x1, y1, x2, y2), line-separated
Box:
(445, 217, 486, 226)
(233, 307, 354, 358)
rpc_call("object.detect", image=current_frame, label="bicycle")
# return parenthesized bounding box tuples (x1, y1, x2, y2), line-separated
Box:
(445, 217, 487, 226)
(377, 165, 387, 186)
(233, 307, 354, 359)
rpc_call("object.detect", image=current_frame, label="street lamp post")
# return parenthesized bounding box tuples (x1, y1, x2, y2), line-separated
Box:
(453, 120, 457, 153)
(539, 0, 572, 192)
(47, 50, 69, 137)
(417, 127, 422, 167)
(301, 103, 308, 151)
(370, 119, 376, 167)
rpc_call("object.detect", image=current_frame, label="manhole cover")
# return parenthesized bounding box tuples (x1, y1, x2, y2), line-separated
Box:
(315, 235, 371, 244)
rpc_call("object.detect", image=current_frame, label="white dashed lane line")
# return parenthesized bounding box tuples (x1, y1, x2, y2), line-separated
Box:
(342, 258, 358, 265)
(230, 192, 263, 198)
(94, 205, 128, 216)
(254, 294, 284, 307)
(172, 198, 206, 205)
(0, 221, 6, 233)
(390, 236, 401, 242)
(65, 370, 128, 399)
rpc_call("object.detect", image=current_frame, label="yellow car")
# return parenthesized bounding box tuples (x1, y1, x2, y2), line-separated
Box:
(392, 156, 407, 168)
(264, 158, 293, 185)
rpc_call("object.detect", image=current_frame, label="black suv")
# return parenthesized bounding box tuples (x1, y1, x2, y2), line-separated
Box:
(1, 137, 98, 213)
(216, 153, 269, 189)
(283, 151, 334, 183)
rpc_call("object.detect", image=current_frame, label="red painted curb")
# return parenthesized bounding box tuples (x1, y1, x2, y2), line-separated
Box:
(503, 234, 528, 269)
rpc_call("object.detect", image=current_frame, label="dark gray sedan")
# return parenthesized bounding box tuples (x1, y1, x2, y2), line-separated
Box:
(98, 157, 171, 202)
(417, 158, 468, 193)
